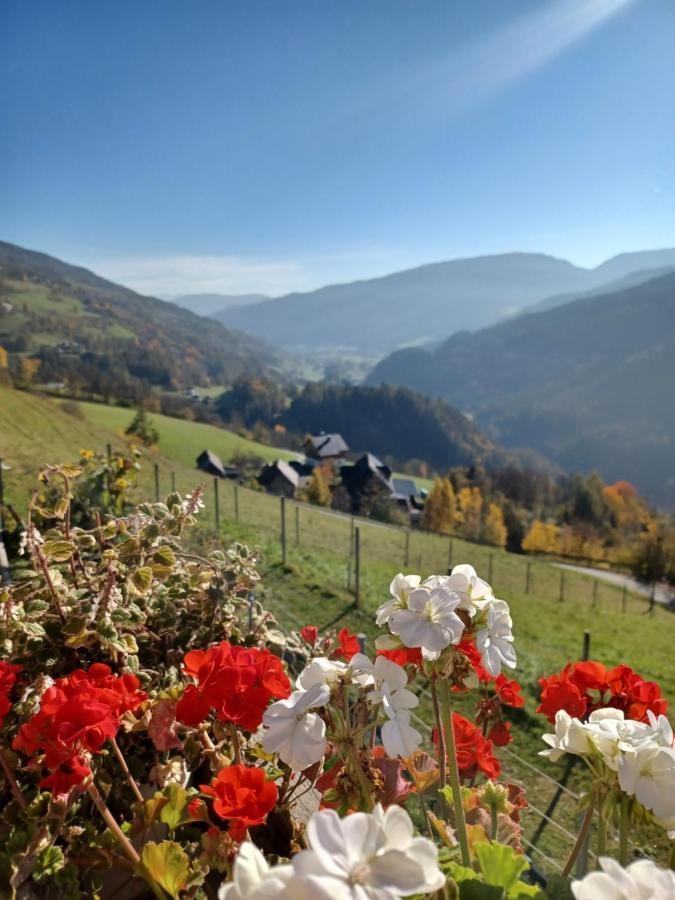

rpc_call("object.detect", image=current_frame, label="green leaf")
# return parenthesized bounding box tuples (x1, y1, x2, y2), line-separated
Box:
(141, 841, 190, 900)
(460, 882, 505, 900)
(474, 843, 529, 892)
(159, 783, 190, 831)
(42, 540, 75, 562)
(33, 845, 65, 880)
(132, 566, 153, 594)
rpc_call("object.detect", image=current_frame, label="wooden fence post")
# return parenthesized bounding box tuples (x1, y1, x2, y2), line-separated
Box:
(575, 629, 592, 877)
(154, 464, 160, 502)
(171, 471, 176, 492)
(592, 580, 598, 608)
(559, 570, 565, 602)
(404, 530, 410, 568)
(214, 478, 220, 531)
(234, 484, 240, 522)
(280, 497, 287, 565)
(295, 505, 300, 546)
(525, 561, 532, 594)
(488, 553, 494, 584)
(354, 526, 361, 607)
(622, 585, 627, 613)
(347, 517, 355, 590)
(447, 539, 454, 571)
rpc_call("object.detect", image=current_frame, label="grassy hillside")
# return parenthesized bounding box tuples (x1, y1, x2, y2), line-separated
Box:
(0, 241, 278, 395)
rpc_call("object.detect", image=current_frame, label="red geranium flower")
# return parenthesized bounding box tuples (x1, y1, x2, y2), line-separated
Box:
(201, 764, 277, 826)
(0, 661, 21, 727)
(332, 628, 360, 661)
(495, 675, 524, 709)
(376, 646, 423, 667)
(176, 642, 291, 732)
(301, 625, 319, 646)
(488, 720, 512, 747)
(537, 667, 588, 723)
(433, 714, 501, 781)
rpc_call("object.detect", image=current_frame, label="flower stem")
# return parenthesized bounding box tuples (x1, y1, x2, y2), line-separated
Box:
(490, 805, 499, 841)
(438, 678, 470, 867)
(86, 782, 168, 900)
(430, 677, 447, 792)
(346, 743, 374, 812)
(561, 801, 594, 878)
(111, 738, 145, 804)
(596, 806, 608, 859)
(0, 746, 27, 809)
(619, 794, 630, 866)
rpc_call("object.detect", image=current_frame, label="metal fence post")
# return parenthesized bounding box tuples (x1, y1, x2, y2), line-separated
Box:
(154, 463, 160, 502)
(214, 478, 220, 531)
(354, 526, 361, 607)
(280, 496, 287, 565)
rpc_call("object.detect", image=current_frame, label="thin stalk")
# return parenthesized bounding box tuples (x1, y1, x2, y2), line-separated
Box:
(346, 743, 374, 812)
(430, 677, 447, 792)
(438, 678, 470, 867)
(229, 722, 242, 765)
(86, 782, 168, 900)
(596, 807, 608, 859)
(561, 801, 594, 878)
(0, 746, 27, 809)
(490, 805, 499, 841)
(619, 795, 630, 866)
(111, 738, 144, 804)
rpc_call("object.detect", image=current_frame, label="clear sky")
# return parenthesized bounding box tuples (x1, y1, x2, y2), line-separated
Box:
(1, 0, 673, 297)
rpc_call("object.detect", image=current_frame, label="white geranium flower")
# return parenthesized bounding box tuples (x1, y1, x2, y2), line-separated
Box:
(375, 573, 421, 626)
(388, 585, 464, 657)
(297, 657, 348, 690)
(292, 804, 446, 898)
(571, 856, 675, 900)
(426, 564, 494, 618)
(350, 654, 415, 703)
(262, 683, 330, 772)
(380, 687, 422, 759)
(476, 599, 516, 677)
(540, 710, 594, 762)
(618, 743, 675, 824)
(218, 841, 297, 899)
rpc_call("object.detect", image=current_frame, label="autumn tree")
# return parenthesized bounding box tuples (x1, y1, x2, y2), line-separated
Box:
(457, 486, 483, 542)
(482, 502, 507, 548)
(302, 467, 332, 507)
(522, 520, 560, 555)
(421, 478, 456, 535)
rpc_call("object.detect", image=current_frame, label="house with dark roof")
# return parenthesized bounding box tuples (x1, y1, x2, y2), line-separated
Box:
(391, 477, 422, 521)
(258, 460, 300, 498)
(304, 432, 349, 461)
(196, 450, 240, 480)
(287, 458, 317, 489)
(340, 453, 393, 503)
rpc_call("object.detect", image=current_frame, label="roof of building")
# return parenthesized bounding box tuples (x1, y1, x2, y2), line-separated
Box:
(196, 449, 226, 477)
(259, 459, 300, 487)
(307, 432, 349, 457)
(391, 477, 419, 499)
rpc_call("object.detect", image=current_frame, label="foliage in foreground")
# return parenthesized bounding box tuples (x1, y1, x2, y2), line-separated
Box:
(0, 464, 673, 899)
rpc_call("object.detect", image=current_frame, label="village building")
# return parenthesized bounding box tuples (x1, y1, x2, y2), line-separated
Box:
(258, 459, 300, 498)
(304, 431, 349, 461)
(196, 449, 240, 480)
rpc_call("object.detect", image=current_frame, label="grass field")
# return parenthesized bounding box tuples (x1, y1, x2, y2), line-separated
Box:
(2, 385, 673, 873)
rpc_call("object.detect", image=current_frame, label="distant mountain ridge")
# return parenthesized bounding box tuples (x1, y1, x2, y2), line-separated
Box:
(212, 248, 675, 354)
(172, 292, 269, 317)
(367, 269, 675, 505)
(0, 241, 277, 393)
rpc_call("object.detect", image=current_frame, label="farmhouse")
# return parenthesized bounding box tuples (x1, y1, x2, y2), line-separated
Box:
(258, 459, 300, 498)
(340, 452, 393, 498)
(304, 431, 349, 461)
(196, 449, 240, 480)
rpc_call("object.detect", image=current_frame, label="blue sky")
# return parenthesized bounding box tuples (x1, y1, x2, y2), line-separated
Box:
(1, 0, 673, 296)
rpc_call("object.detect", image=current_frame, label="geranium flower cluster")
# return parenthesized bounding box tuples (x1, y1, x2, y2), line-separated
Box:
(13, 663, 146, 795)
(433, 713, 501, 780)
(176, 640, 291, 731)
(540, 708, 675, 831)
(220, 803, 445, 900)
(538, 660, 667, 724)
(0, 660, 22, 726)
(375, 565, 516, 676)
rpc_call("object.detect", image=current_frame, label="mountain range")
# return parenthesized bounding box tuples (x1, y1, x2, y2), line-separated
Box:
(171, 292, 269, 317)
(367, 269, 675, 504)
(210, 249, 675, 354)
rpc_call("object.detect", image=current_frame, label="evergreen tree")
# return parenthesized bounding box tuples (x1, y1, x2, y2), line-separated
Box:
(125, 408, 159, 447)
